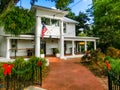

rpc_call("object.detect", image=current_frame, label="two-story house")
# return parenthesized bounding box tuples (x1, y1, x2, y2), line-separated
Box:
(0, 5, 98, 59)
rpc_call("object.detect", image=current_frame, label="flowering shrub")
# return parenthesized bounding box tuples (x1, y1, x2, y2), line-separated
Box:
(106, 47, 120, 59)
(105, 56, 120, 75)
(81, 49, 105, 64)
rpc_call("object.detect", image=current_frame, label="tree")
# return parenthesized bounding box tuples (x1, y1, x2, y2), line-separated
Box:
(93, 0, 120, 51)
(0, 0, 18, 18)
(55, 0, 73, 10)
(75, 12, 90, 36)
(1, 6, 35, 35)
(65, 8, 75, 19)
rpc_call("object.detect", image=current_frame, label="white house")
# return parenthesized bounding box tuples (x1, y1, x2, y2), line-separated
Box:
(0, 5, 99, 59)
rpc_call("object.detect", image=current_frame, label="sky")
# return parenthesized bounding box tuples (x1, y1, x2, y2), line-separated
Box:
(16, 0, 92, 16)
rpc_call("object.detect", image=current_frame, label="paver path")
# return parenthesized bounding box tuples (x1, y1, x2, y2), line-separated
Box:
(42, 57, 104, 90)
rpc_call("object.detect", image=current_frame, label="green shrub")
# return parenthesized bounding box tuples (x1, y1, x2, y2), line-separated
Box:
(55, 48, 59, 54)
(11, 57, 47, 81)
(105, 56, 120, 75)
(40, 49, 44, 54)
(0, 63, 4, 82)
(28, 56, 46, 69)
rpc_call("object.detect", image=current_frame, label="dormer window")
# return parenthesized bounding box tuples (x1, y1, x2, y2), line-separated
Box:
(51, 19, 59, 26)
(41, 17, 59, 26)
(41, 17, 50, 25)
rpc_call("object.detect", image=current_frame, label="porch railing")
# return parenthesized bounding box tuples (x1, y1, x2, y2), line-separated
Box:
(108, 71, 120, 90)
(10, 48, 34, 58)
(0, 64, 42, 90)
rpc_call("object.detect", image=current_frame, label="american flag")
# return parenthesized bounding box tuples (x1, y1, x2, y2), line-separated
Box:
(41, 23, 47, 39)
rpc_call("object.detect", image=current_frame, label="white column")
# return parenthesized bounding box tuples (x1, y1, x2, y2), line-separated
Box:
(35, 16, 41, 57)
(94, 40, 96, 50)
(60, 20, 64, 59)
(84, 41, 87, 51)
(6, 38, 10, 59)
(72, 40, 75, 56)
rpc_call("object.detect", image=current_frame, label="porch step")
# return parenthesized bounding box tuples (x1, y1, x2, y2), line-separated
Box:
(24, 86, 46, 90)
(45, 57, 62, 63)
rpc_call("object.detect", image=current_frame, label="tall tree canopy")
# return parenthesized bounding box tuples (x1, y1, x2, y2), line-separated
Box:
(65, 8, 75, 19)
(1, 7, 35, 35)
(0, 0, 18, 18)
(93, 0, 120, 50)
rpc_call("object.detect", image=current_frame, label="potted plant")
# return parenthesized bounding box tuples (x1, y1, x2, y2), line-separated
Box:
(40, 49, 45, 58)
(55, 48, 60, 57)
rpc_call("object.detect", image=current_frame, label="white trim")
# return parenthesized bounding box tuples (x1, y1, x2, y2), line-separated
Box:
(60, 20, 64, 59)
(64, 37, 99, 41)
(35, 16, 41, 57)
(1, 35, 34, 40)
(84, 41, 87, 51)
(72, 41, 75, 56)
(32, 5, 68, 16)
(6, 38, 10, 59)
(94, 41, 96, 50)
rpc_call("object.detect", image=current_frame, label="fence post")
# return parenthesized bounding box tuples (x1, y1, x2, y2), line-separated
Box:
(6, 75, 9, 90)
(32, 64, 34, 84)
(108, 71, 112, 90)
(40, 66, 42, 86)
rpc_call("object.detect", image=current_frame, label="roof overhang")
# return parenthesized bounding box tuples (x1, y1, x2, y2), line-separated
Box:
(64, 36, 99, 41)
(63, 17, 79, 24)
(32, 5, 68, 17)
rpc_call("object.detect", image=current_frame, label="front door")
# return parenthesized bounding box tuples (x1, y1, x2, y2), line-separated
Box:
(41, 41, 46, 55)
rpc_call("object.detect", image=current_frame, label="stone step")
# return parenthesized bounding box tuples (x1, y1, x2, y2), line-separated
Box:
(46, 57, 62, 63)
(24, 86, 46, 90)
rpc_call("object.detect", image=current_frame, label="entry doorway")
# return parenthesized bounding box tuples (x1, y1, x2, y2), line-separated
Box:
(41, 41, 46, 55)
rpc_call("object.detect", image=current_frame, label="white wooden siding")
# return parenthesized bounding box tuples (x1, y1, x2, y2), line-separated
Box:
(45, 25, 60, 37)
(10, 40, 34, 57)
(0, 37, 7, 57)
(46, 39, 59, 55)
(64, 23, 75, 37)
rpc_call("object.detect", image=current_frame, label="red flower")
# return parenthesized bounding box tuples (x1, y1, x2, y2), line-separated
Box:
(106, 61, 111, 70)
(3, 64, 13, 76)
(38, 61, 42, 67)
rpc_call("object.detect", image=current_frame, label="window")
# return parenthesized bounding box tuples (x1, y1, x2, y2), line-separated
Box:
(51, 19, 59, 26)
(41, 17, 59, 26)
(63, 23, 66, 33)
(41, 17, 50, 25)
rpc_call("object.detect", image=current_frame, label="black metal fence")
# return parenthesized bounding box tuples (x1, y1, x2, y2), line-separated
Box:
(108, 71, 120, 90)
(0, 65, 42, 90)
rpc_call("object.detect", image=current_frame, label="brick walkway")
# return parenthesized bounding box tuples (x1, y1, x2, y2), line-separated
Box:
(42, 57, 105, 90)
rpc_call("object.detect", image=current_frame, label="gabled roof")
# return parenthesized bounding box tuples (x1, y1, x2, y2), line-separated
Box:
(63, 17, 79, 24)
(32, 5, 79, 24)
(32, 5, 68, 16)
